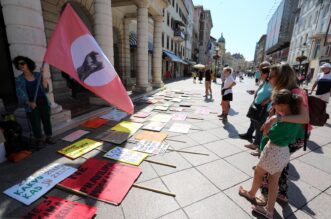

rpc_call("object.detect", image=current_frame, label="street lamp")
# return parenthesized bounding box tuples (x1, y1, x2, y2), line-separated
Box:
(296, 50, 307, 77)
(212, 47, 220, 82)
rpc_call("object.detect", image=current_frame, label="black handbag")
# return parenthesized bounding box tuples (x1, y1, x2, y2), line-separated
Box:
(246, 103, 266, 122)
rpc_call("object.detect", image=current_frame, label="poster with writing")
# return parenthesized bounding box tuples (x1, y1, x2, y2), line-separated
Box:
(81, 118, 108, 128)
(3, 164, 77, 205)
(110, 121, 143, 137)
(59, 158, 141, 205)
(133, 111, 150, 118)
(168, 123, 191, 133)
(194, 107, 210, 115)
(135, 131, 168, 142)
(22, 196, 96, 219)
(154, 105, 168, 111)
(133, 140, 169, 154)
(62, 130, 90, 142)
(172, 113, 187, 121)
(171, 98, 182, 103)
(95, 130, 129, 144)
(149, 114, 172, 123)
(58, 138, 103, 159)
(169, 107, 183, 112)
(142, 122, 165, 132)
(104, 147, 148, 166)
(99, 109, 128, 122)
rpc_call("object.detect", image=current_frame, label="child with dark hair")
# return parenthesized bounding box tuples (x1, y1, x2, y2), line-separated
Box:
(238, 89, 304, 219)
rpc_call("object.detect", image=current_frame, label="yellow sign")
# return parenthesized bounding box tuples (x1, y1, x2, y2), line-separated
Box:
(110, 121, 143, 136)
(58, 138, 102, 159)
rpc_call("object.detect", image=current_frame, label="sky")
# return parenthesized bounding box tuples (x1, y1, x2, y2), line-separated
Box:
(192, 0, 282, 61)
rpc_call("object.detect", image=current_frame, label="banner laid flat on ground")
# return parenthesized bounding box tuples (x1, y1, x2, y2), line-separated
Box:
(135, 131, 168, 142)
(95, 130, 129, 144)
(3, 164, 77, 205)
(81, 118, 108, 128)
(58, 138, 103, 159)
(104, 147, 148, 166)
(59, 158, 141, 205)
(62, 130, 90, 142)
(110, 121, 142, 137)
(22, 196, 96, 219)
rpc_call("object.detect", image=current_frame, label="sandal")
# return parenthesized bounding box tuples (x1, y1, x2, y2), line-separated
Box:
(252, 205, 273, 219)
(244, 144, 258, 150)
(239, 187, 267, 206)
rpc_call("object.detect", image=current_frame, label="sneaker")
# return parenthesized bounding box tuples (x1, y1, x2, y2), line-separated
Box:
(239, 133, 253, 141)
(45, 136, 56, 144)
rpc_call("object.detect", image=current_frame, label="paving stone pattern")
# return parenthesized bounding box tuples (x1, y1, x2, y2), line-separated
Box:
(1, 77, 331, 218)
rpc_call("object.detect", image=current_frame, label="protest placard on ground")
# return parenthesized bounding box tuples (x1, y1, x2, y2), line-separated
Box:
(171, 98, 182, 103)
(172, 113, 187, 121)
(133, 140, 169, 154)
(168, 123, 191, 133)
(129, 117, 146, 123)
(62, 130, 90, 142)
(141, 106, 154, 113)
(111, 121, 143, 136)
(194, 107, 210, 115)
(154, 105, 168, 111)
(142, 122, 165, 132)
(104, 147, 148, 166)
(169, 107, 183, 112)
(95, 130, 129, 144)
(133, 111, 150, 118)
(99, 109, 128, 122)
(149, 114, 172, 123)
(135, 131, 168, 142)
(22, 196, 96, 219)
(81, 118, 108, 128)
(59, 158, 141, 205)
(58, 138, 102, 159)
(3, 164, 77, 205)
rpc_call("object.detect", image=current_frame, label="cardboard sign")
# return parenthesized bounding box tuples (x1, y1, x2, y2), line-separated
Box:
(58, 138, 102, 159)
(59, 158, 141, 205)
(169, 107, 183, 112)
(111, 121, 143, 137)
(135, 131, 168, 142)
(133, 111, 150, 118)
(95, 130, 129, 144)
(154, 105, 168, 111)
(142, 122, 165, 132)
(133, 140, 169, 154)
(168, 123, 191, 133)
(104, 147, 148, 166)
(149, 114, 172, 123)
(194, 107, 210, 115)
(172, 113, 187, 121)
(3, 164, 77, 205)
(99, 109, 128, 122)
(62, 130, 90, 142)
(81, 118, 108, 128)
(22, 196, 96, 219)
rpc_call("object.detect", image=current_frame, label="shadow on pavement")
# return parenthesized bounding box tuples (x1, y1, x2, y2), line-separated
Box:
(222, 121, 239, 138)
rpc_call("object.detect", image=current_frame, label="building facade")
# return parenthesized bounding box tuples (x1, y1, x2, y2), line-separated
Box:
(265, 0, 298, 64)
(254, 34, 267, 65)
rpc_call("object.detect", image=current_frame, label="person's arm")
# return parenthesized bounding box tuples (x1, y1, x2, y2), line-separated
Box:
(310, 81, 318, 95)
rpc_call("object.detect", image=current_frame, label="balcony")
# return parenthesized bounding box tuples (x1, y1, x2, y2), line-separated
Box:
(173, 29, 185, 42)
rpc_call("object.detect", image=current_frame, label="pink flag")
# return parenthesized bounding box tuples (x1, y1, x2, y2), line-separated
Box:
(44, 4, 134, 114)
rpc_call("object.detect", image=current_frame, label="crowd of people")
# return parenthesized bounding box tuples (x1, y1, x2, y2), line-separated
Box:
(193, 61, 330, 218)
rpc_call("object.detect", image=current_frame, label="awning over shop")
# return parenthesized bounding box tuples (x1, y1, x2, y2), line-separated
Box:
(185, 60, 196, 65)
(129, 32, 153, 52)
(162, 50, 187, 64)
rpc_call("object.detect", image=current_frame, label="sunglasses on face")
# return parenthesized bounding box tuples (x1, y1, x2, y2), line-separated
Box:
(18, 62, 26, 66)
(261, 68, 270, 74)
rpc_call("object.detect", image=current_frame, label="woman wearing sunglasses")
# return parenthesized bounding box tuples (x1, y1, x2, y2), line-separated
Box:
(13, 56, 55, 147)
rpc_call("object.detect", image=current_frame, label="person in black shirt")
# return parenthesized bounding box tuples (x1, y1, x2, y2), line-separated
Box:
(204, 67, 212, 98)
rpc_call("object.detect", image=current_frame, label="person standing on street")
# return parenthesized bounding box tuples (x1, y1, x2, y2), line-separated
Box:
(198, 70, 203, 84)
(204, 67, 212, 98)
(310, 63, 331, 103)
(14, 56, 56, 147)
(219, 67, 236, 121)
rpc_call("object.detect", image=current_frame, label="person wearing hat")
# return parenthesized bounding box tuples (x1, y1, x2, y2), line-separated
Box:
(310, 63, 331, 103)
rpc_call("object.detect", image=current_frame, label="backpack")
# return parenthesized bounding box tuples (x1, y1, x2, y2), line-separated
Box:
(307, 95, 329, 126)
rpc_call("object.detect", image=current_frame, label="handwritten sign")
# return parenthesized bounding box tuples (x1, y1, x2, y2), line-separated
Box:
(133, 140, 169, 154)
(62, 130, 90, 142)
(22, 196, 96, 219)
(172, 113, 187, 121)
(168, 123, 191, 133)
(142, 122, 165, 132)
(95, 130, 129, 145)
(133, 111, 150, 118)
(58, 138, 102, 159)
(59, 158, 141, 205)
(135, 131, 168, 142)
(194, 107, 210, 115)
(104, 147, 148, 166)
(81, 118, 108, 128)
(169, 107, 183, 112)
(149, 114, 172, 123)
(99, 109, 128, 122)
(3, 164, 77, 205)
(111, 121, 142, 137)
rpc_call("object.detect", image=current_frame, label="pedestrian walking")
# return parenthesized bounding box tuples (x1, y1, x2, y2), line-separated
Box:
(204, 67, 212, 98)
(310, 63, 331, 103)
(198, 70, 203, 84)
(219, 67, 236, 121)
(192, 70, 197, 83)
(13, 56, 56, 147)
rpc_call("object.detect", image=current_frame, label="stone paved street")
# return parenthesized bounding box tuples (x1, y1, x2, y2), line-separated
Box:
(1, 77, 331, 219)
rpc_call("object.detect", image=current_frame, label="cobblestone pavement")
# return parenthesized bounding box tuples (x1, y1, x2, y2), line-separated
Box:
(1, 77, 331, 219)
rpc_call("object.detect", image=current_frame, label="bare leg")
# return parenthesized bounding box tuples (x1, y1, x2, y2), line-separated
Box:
(248, 165, 267, 196)
(266, 171, 282, 213)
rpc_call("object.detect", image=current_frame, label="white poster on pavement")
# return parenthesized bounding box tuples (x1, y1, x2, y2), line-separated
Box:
(168, 123, 191, 133)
